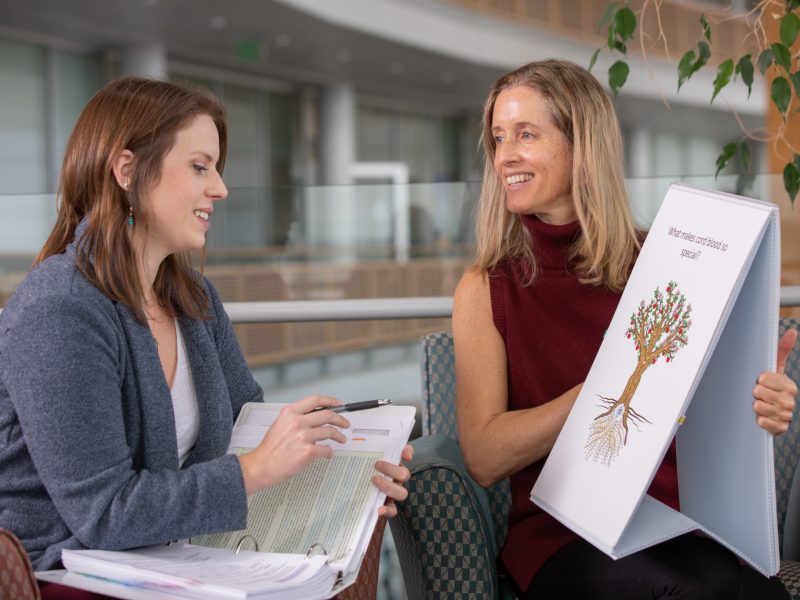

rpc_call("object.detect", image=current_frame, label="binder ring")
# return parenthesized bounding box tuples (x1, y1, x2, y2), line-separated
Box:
(234, 534, 260, 554)
(306, 542, 328, 557)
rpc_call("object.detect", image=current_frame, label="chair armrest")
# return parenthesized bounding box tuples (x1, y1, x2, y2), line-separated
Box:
(0, 528, 40, 599)
(390, 434, 500, 600)
(779, 560, 800, 599)
(782, 459, 800, 561)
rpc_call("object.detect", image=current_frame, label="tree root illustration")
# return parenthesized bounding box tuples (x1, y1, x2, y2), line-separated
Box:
(585, 396, 652, 466)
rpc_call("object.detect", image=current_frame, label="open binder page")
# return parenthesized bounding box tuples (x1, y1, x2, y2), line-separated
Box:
(531, 183, 778, 572)
(194, 402, 415, 575)
(61, 544, 335, 600)
(52, 402, 415, 599)
(194, 447, 381, 565)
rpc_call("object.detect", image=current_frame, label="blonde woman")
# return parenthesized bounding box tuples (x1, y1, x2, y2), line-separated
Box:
(453, 59, 796, 599)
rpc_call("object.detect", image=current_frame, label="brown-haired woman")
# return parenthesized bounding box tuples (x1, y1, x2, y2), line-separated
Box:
(453, 59, 796, 598)
(0, 77, 411, 596)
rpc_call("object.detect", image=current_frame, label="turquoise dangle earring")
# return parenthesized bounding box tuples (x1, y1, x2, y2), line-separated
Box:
(125, 179, 134, 226)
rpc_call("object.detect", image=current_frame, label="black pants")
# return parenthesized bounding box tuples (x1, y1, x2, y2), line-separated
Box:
(522, 534, 789, 599)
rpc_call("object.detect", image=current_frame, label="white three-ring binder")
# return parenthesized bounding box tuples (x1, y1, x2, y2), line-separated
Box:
(532, 182, 781, 576)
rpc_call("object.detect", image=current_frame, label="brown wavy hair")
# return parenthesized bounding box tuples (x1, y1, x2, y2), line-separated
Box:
(34, 76, 227, 321)
(472, 59, 639, 291)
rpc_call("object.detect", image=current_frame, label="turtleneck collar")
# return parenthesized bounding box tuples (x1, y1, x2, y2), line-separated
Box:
(521, 214, 581, 271)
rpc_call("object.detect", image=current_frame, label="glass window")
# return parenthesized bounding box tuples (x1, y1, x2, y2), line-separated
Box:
(171, 71, 300, 251)
(0, 38, 47, 194)
(356, 105, 464, 183)
(53, 50, 101, 177)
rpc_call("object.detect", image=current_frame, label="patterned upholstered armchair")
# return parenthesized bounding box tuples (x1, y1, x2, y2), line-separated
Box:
(390, 331, 517, 600)
(391, 319, 800, 600)
(773, 317, 800, 597)
(0, 529, 39, 599)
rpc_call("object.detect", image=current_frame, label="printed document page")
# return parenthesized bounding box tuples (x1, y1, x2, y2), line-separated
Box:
(194, 403, 415, 573)
(61, 544, 335, 600)
(194, 449, 381, 563)
(52, 403, 414, 600)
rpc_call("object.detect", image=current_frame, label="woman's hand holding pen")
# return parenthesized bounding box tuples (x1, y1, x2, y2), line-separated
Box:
(237, 395, 414, 516)
(238, 395, 350, 496)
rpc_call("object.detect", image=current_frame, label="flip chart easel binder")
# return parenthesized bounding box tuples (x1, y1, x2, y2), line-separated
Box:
(531, 182, 781, 576)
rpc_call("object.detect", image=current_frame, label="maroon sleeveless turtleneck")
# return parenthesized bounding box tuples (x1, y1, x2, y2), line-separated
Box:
(489, 215, 678, 592)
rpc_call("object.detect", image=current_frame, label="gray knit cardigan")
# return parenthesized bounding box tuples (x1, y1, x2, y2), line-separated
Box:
(0, 227, 262, 570)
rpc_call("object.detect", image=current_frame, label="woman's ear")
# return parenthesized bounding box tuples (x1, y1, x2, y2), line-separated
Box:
(112, 150, 135, 191)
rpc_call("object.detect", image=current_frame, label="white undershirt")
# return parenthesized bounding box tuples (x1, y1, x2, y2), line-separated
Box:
(170, 320, 200, 466)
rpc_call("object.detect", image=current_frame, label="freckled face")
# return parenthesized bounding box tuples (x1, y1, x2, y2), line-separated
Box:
(491, 85, 576, 224)
(138, 114, 228, 262)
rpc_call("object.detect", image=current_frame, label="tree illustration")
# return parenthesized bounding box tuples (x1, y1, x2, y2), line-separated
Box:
(585, 281, 692, 466)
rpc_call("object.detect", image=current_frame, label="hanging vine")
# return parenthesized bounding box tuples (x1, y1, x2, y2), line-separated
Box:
(590, 0, 800, 204)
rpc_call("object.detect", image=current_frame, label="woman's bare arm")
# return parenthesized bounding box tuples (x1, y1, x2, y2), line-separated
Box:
(453, 270, 580, 487)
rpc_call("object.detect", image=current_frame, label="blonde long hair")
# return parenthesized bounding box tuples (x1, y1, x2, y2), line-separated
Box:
(34, 76, 227, 322)
(472, 59, 639, 291)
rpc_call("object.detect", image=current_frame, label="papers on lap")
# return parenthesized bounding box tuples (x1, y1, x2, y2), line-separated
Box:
(56, 402, 416, 599)
(531, 183, 781, 576)
(61, 546, 334, 600)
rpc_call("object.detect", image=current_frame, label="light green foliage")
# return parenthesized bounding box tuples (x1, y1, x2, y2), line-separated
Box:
(780, 12, 799, 47)
(735, 55, 754, 99)
(701, 14, 712, 43)
(785, 160, 800, 204)
(678, 42, 711, 91)
(711, 59, 734, 104)
(592, 1, 800, 205)
(772, 77, 792, 116)
(609, 60, 630, 98)
(716, 142, 737, 178)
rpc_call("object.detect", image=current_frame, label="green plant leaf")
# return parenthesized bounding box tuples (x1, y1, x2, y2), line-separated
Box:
(771, 42, 792, 72)
(772, 76, 792, 115)
(796, 153, 800, 172)
(711, 59, 734, 103)
(784, 162, 800, 205)
(736, 55, 754, 98)
(696, 41, 711, 68)
(613, 40, 627, 54)
(781, 12, 800, 47)
(790, 71, 800, 96)
(737, 140, 751, 172)
(609, 60, 630, 97)
(678, 50, 696, 90)
(757, 48, 774, 74)
(788, 0, 800, 12)
(715, 142, 737, 178)
(607, 21, 618, 50)
(589, 48, 601, 71)
(599, 1, 619, 32)
(700, 14, 712, 43)
(615, 7, 637, 41)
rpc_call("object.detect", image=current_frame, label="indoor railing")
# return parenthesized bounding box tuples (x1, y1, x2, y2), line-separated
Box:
(223, 290, 800, 323)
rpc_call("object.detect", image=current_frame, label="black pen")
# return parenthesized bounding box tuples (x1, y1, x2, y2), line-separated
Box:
(315, 399, 392, 413)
